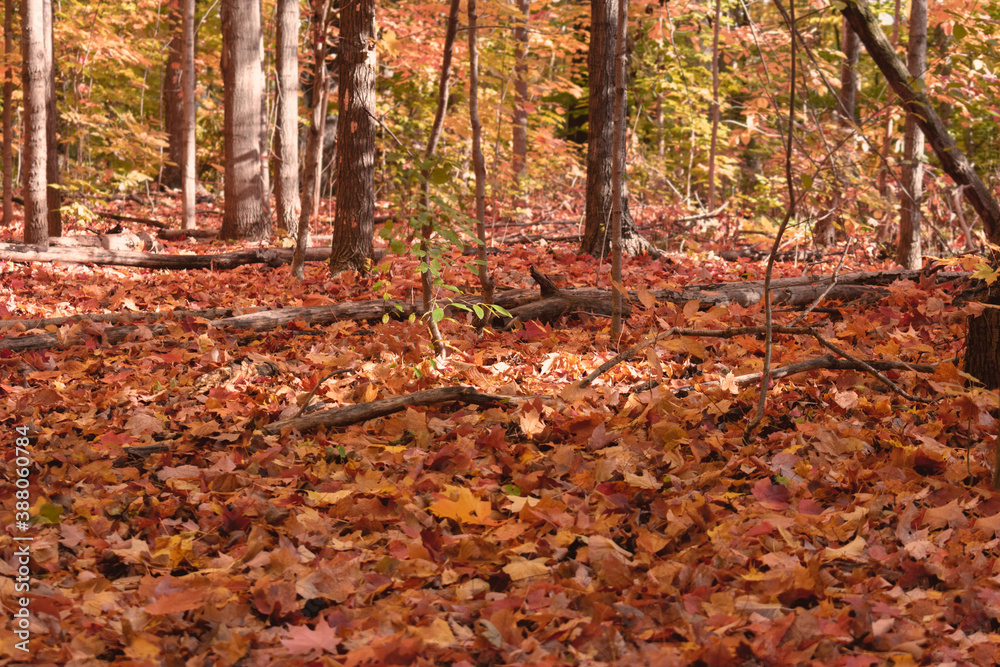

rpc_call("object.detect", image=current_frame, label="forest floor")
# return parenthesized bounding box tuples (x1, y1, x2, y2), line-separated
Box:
(1, 196, 999, 666)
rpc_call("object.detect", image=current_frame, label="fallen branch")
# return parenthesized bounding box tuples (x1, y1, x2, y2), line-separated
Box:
(632, 353, 941, 394)
(263, 385, 511, 434)
(578, 324, 935, 403)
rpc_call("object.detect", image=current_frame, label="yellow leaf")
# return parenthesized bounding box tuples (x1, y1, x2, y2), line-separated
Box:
(502, 557, 550, 581)
(429, 485, 493, 525)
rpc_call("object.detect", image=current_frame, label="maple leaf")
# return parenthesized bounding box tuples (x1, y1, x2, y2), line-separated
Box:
(428, 485, 494, 525)
(281, 620, 341, 655)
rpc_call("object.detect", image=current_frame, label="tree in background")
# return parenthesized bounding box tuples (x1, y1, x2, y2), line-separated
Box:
(43, 0, 59, 236)
(161, 0, 184, 190)
(294, 0, 330, 279)
(579, 0, 652, 258)
(22, 0, 48, 245)
(329, 0, 376, 274)
(897, 0, 926, 270)
(511, 0, 530, 208)
(180, 0, 196, 230)
(3, 0, 13, 228)
(273, 0, 300, 237)
(219, 0, 270, 242)
(838, 17, 861, 125)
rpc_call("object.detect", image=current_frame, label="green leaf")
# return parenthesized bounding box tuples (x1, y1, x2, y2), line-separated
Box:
(473, 304, 485, 319)
(954, 23, 967, 40)
(492, 305, 512, 317)
(430, 165, 452, 185)
(432, 307, 445, 322)
(801, 174, 813, 190)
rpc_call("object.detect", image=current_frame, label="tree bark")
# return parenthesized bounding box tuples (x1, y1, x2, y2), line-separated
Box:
(21, 0, 48, 246)
(838, 16, 860, 125)
(43, 0, 59, 237)
(274, 0, 300, 236)
(2, 0, 12, 228)
(964, 282, 1000, 390)
(896, 0, 925, 270)
(329, 0, 376, 274)
(180, 0, 196, 230)
(840, 0, 1000, 243)
(579, 0, 653, 258)
(161, 0, 183, 189)
(610, 0, 627, 339)
(220, 0, 271, 242)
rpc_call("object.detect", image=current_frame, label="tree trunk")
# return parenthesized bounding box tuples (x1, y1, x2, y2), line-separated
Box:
(469, 0, 494, 327)
(838, 16, 860, 125)
(579, 0, 652, 258)
(964, 282, 1000, 390)
(161, 0, 183, 189)
(896, 0, 925, 270)
(274, 0, 300, 235)
(180, 0, 196, 230)
(329, 0, 376, 274)
(706, 0, 720, 210)
(2, 0, 13, 228)
(220, 0, 270, 242)
(21, 0, 48, 246)
(43, 0, 59, 237)
(511, 0, 530, 204)
(840, 0, 1000, 244)
(610, 0, 628, 340)
(293, 0, 329, 279)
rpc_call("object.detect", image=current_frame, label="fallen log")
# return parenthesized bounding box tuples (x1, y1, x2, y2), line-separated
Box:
(0, 243, 332, 269)
(0, 306, 238, 331)
(2, 268, 972, 352)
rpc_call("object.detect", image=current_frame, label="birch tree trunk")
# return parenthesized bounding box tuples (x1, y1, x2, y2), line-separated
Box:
(21, 0, 48, 246)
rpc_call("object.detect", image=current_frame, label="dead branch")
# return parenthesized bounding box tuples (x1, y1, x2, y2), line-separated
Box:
(264, 386, 511, 434)
(578, 324, 935, 403)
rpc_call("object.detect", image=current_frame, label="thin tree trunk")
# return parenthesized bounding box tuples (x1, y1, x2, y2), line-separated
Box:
(329, 0, 376, 274)
(580, 0, 653, 258)
(259, 9, 271, 205)
(161, 0, 183, 189)
(294, 0, 329, 279)
(706, 0, 720, 210)
(220, 0, 270, 241)
(469, 0, 494, 328)
(3, 0, 13, 227)
(896, 0, 925, 270)
(840, 0, 1000, 243)
(274, 0, 300, 235)
(875, 0, 900, 243)
(610, 0, 627, 340)
(180, 0, 196, 230)
(838, 16, 860, 125)
(418, 0, 460, 354)
(511, 0, 530, 207)
(43, 0, 59, 236)
(21, 0, 48, 246)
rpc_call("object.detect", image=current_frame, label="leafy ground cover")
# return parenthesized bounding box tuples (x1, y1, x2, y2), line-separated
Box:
(1, 203, 999, 666)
